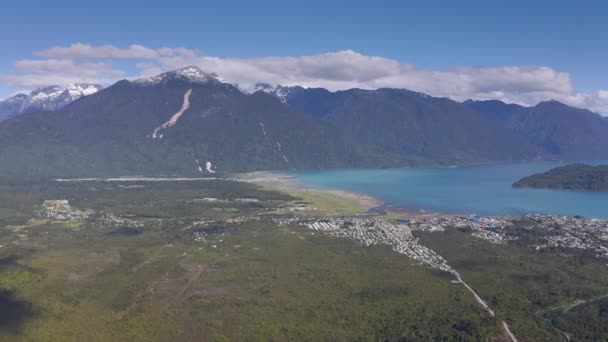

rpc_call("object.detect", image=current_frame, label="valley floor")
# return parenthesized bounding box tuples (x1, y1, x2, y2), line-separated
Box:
(0, 178, 606, 341)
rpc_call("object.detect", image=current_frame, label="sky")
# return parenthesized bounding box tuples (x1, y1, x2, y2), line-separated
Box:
(2, 0, 608, 112)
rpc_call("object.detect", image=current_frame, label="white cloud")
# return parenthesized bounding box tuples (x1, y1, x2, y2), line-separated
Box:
(4, 59, 123, 88)
(36, 43, 160, 59)
(3, 44, 608, 114)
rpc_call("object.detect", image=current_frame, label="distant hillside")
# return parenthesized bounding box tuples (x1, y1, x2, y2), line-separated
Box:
(0, 67, 405, 180)
(263, 86, 608, 164)
(513, 164, 608, 191)
(3, 66, 608, 180)
(274, 87, 542, 164)
(464, 99, 608, 160)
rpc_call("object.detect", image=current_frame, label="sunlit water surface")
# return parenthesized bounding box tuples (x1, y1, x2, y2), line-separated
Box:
(287, 162, 608, 219)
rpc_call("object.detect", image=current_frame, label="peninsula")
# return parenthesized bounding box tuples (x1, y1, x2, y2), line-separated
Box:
(513, 164, 608, 191)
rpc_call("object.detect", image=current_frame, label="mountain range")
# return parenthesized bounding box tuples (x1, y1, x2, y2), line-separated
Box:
(0, 84, 102, 122)
(261, 86, 539, 164)
(261, 85, 608, 163)
(1, 66, 607, 179)
(463, 99, 608, 160)
(0, 67, 398, 179)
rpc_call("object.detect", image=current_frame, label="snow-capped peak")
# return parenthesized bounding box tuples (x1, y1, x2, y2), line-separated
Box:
(253, 83, 292, 103)
(174, 66, 217, 81)
(0, 93, 28, 122)
(2, 93, 27, 105)
(20, 84, 102, 112)
(30, 84, 100, 100)
(133, 66, 219, 86)
(0, 84, 101, 121)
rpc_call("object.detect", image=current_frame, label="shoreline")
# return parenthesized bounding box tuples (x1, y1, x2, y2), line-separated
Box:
(236, 171, 608, 221)
(237, 171, 384, 214)
(52, 171, 603, 221)
(238, 171, 448, 218)
(238, 171, 520, 220)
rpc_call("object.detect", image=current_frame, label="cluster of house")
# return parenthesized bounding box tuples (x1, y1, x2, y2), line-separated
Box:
(192, 197, 260, 203)
(39, 200, 93, 222)
(272, 213, 608, 267)
(39, 200, 147, 229)
(95, 212, 144, 228)
(301, 218, 454, 273)
(41, 196, 606, 265)
(404, 215, 514, 244)
(224, 216, 261, 224)
(400, 213, 608, 260)
(525, 214, 608, 259)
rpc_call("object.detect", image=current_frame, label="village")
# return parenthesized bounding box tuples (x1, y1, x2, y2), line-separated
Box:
(403, 214, 515, 244)
(272, 213, 608, 267)
(524, 214, 608, 259)
(406, 213, 608, 260)
(39, 200, 93, 221)
(301, 217, 454, 273)
(39, 200, 144, 228)
(270, 214, 516, 275)
(37, 199, 608, 263)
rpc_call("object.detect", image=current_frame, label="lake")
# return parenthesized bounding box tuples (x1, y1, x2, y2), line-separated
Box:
(287, 162, 608, 219)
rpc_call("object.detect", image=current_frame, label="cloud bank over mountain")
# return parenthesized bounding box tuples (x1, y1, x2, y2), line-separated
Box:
(3, 43, 608, 113)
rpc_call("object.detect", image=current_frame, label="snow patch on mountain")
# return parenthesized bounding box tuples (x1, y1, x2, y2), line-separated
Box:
(0, 84, 101, 122)
(206, 161, 216, 173)
(195, 159, 204, 173)
(253, 83, 291, 103)
(134, 66, 219, 86)
(0, 94, 28, 122)
(7, 84, 102, 115)
(259, 121, 266, 136)
(276, 141, 288, 163)
(2, 93, 27, 104)
(151, 88, 193, 139)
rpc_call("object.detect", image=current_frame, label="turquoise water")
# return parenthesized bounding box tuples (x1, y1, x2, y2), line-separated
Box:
(288, 162, 608, 219)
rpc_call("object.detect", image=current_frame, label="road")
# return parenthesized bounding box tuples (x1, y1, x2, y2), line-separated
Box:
(454, 271, 518, 342)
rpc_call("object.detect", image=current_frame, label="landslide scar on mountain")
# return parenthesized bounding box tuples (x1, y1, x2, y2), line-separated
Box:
(151, 88, 193, 139)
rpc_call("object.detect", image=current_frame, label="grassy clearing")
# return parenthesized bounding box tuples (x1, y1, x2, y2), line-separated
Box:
(285, 189, 365, 215)
(237, 171, 379, 217)
(254, 182, 371, 217)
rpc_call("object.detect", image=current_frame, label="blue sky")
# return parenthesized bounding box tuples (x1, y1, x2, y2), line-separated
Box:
(2, 0, 608, 111)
